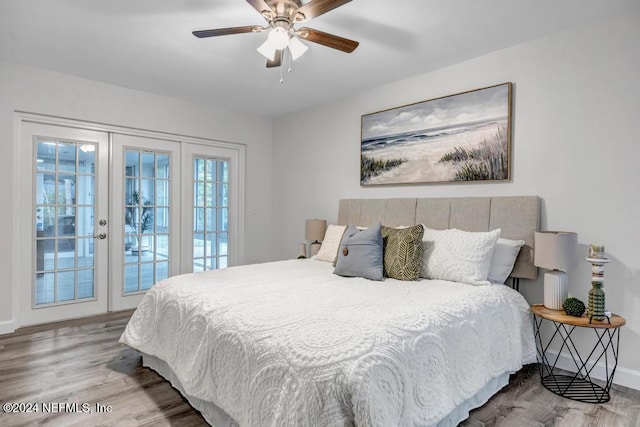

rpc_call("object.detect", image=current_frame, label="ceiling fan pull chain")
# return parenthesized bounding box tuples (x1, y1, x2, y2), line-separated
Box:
(287, 48, 292, 74)
(279, 58, 284, 84)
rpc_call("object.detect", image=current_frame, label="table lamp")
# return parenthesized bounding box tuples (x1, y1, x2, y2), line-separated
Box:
(305, 219, 327, 257)
(534, 231, 578, 310)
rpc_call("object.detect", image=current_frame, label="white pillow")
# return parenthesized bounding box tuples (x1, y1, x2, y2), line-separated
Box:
(488, 238, 526, 284)
(421, 226, 502, 285)
(314, 224, 347, 263)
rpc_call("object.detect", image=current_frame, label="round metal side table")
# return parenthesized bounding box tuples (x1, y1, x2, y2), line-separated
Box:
(531, 304, 625, 403)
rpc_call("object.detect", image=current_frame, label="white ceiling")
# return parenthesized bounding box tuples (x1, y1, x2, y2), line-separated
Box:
(1, 0, 637, 118)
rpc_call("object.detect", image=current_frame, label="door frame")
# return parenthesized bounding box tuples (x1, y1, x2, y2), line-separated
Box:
(13, 112, 246, 328)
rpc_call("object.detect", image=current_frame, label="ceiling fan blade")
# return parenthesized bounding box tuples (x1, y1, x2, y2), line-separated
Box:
(266, 50, 283, 68)
(246, 0, 276, 20)
(193, 25, 264, 38)
(292, 0, 352, 23)
(296, 27, 359, 53)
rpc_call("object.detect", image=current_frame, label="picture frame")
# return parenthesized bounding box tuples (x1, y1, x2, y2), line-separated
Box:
(360, 82, 512, 186)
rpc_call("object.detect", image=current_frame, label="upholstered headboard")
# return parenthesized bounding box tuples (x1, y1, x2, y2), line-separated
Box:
(337, 196, 539, 280)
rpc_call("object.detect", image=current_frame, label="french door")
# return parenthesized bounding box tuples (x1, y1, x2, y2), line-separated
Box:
(19, 118, 243, 325)
(181, 143, 242, 274)
(20, 122, 110, 325)
(110, 134, 181, 311)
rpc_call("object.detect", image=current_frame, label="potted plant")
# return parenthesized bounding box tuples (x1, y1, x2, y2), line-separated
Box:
(125, 190, 153, 253)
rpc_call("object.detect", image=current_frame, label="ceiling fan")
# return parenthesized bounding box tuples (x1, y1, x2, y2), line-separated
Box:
(192, 0, 359, 68)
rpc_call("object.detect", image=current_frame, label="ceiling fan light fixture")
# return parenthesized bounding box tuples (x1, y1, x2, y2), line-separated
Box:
(267, 26, 290, 50)
(288, 36, 309, 61)
(257, 39, 277, 61)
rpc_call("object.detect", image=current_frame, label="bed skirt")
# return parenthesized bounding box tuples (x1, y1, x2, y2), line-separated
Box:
(142, 353, 511, 427)
(143, 354, 237, 427)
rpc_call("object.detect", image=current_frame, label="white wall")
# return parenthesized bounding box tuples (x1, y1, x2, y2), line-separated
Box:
(0, 61, 274, 331)
(273, 12, 640, 382)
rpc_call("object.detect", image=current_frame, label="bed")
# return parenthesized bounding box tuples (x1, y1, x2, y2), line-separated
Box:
(120, 196, 540, 426)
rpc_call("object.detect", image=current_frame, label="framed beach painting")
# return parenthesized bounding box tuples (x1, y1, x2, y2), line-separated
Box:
(360, 82, 512, 185)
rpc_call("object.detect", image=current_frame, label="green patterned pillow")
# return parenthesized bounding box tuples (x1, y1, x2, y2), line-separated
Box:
(381, 225, 424, 281)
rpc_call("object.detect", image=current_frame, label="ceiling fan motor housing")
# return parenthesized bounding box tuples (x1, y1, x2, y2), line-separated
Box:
(265, 0, 306, 22)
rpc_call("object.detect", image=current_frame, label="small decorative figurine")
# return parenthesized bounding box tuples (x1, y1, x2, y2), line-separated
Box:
(586, 243, 609, 322)
(563, 297, 586, 317)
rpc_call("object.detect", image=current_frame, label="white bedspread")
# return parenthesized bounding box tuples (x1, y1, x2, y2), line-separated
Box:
(120, 259, 536, 426)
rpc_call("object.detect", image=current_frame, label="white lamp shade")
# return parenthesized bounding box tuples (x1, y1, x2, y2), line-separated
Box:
(257, 39, 277, 60)
(305, 219, 326, 242)
(288, 36, 308, 61)
(267, 27, 290, 49)
(534, 231, 577, 271)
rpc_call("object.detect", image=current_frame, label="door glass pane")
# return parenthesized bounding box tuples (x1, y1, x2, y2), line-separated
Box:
(157, 179, 169, 206)
(58, 143, 76, 173)
(57, 271, 75, 301)
(77, 269, 94, 299)
(124, 264, 139, 293)
(195, 182, 205, 206)
(205, 208, 216, 232)
(219, 207, 228, 232)
(123, 149, 171, 293)
(155, 207, 168, 233)
(156, 262, 169, 282)
(77, 238, 94, 268)
(218, 256, 228, 269)
(141, 179, 155, 204)
(76, 175, 94, 207)
(155, 235, 169, 260)
(79, 143, 96, 172)
(36, 141, 56, 171)
(35, 273, 55, 305)
(219, 233, 228, 256)
(141, 263, 154, 290)
(125, 151, 139, 176)
(33, 138, 96, 306)
(195, 158, 204, 180)
(157, 155, 169, 178)
(192, 156, 229, 272)
(219, 184, 228, 207)
(141, 152, 155, 178)
(76, 207, 94, 237)
(207, 235, 216, 257)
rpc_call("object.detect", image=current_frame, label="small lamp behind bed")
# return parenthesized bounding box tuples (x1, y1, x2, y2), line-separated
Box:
(305, 219, 327, 257)
(534, 231, 578, 310)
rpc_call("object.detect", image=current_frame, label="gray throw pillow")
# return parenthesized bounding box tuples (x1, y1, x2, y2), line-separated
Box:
(333, 223, 384, 281)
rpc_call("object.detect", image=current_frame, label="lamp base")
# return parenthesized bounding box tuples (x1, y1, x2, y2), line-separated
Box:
(544, 270, 569, 310)
(297, 242, 307, 259)
(310, 242, 321, 257)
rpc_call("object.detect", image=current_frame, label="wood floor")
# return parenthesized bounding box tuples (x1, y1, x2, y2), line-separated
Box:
(1, 313, 638, 427)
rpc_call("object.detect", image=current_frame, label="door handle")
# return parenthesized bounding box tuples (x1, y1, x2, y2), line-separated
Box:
(93, 233, 107, 239)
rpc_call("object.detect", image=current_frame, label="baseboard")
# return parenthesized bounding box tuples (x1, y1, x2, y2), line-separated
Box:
(0, 320, 17, 335)
(546, 349, 640, 391)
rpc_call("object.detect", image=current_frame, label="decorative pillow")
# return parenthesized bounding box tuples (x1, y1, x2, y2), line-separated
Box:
(381, 224, 424, 281)
(488, 238, 526, 284)
(421, 226, 501, 285)
(314, 224, 347, 263)
(333, 223, 384, 281)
